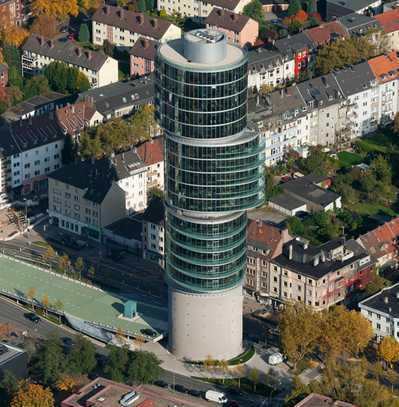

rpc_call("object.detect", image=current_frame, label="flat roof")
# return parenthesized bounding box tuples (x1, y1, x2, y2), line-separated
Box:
(0, 256, 167, 338)
(0, 343, 25, 366)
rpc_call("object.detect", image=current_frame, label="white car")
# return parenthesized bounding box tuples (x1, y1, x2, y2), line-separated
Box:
(268, 352, 284, 366)
(120, 391, 140, 406)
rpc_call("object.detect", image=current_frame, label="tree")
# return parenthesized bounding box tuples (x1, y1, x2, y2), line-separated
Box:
(103, 39, 115, 57)
(88, 265, 96, 279)
(43, 62, 90, 94)
(259, 84, 274, 95)
(58, 254, 70, 274)
(31, 15, 58, 38)
(23, 76, 50, 99)
(55, 374, 78, 392)
(10, 382, 54, 407)
(67, 335, 97, 375)
(79, 0, 102, 13)
(42, 245, 56, 264)
(78, 24, 90, 43)
(0, 371, 18, 407)
(365, 272, 389, 296)
(137, 0, 146, 12)
(378, 336, 399, 368)
(299, 146, 338, 176)
(287, 216, 305, 237)
(3, 27, 29, 47)
(74, 257, 84, 280)
(146, 0, 155, 10)
(31, 0, 79, 19)
(243, 0, 264, 24)
(26, 287, 37, 308)
(127, 351, 161, 384)
(249, 369, 260, 392)
(287, 0, 302, 16)
(130, 104, 157, 142)
(31, 335, 65, 385)
(104, 345, 130, 382)
(8, 66, 23, 89)
(42, 293, 49, 315)
(279, 303, 321, 369)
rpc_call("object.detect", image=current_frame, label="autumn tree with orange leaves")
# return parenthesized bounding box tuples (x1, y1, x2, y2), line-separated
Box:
(31, 15, 59, 38)
(31, 0, 79, 20)
(10, 382, 54, 407)
(2, 26, 29, 47)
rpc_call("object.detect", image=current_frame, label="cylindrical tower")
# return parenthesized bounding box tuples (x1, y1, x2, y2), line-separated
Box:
(155, 29, 264, 361)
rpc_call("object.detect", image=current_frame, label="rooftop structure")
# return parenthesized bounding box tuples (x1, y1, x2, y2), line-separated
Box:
(130, 37, 158, 61)
(338, 12, 380, 35)
(305, 21, 349, 46)
(368, 51, 399, 83)
(294, 393, 358, 407)
(333, 61, 376, 96)
(325, 0, 382, 20)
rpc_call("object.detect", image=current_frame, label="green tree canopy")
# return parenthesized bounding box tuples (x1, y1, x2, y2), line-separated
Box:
(127, 351, 161, 384)
(23, 75, 49, 99)
(67, 335, 97, 375)
(43, 62, 90, 94)
(243, 0, 264, 24)
(78, 23, 90, 43)
(287, 0, 302, 16)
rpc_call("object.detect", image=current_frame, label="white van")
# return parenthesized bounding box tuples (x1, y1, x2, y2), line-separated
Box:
(205, 390, 228, 404)
(120, 391, 140, 406)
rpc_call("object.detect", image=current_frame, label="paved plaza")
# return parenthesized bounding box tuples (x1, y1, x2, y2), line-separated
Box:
(0, 255, 168, 337)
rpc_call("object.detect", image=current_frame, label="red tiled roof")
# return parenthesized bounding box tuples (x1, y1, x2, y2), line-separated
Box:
(375, 8, 399, 34)
(368, 51, 399, 83)
(247, 219, 290, 259)
(359, 217, 399, 261)
(136, 137, 163, 166)
(305, 21, 348, 46)
(56, 100, 97, 136)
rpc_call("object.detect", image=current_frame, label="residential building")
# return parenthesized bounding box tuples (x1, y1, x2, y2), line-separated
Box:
(0, 0, 23, 28)
(334, 62, 378, 138)
(0, 343, 28, 380)
(359, 283, 399, 341)
(103, 216, 143, 253)
(374, 8, 399, 51)
(368, 51, 399, 125)
(2, 91, 66, 122)
(325, 0, 382, 20)
(261, 0, 289, 13)
(48, 151, 147, 240)
(136, 137, 164, 191)
(21, 35, 118, 88)
(142, 197, 164, 268)
(205, 9, 258, 47)
(77, 76, 154, 120)
(92, 6, 181, 48)
(294, 393, 358, 407)
(269, 237, 373, 310)
(246, 219, 292, 298)
(338, 12, 380, 36)
(55, 100, 104, 138)
(0, 64, 8, 88)
(130, 37, 157, 77)
(275, 33, 314, 79)
(268, 174, 342, 215)
(157, 0, 252, 18)
(156, 29, 264, 360)
(1, 114, 65, 194)
(357, 217, 399, 268)
(247, 47, 295, 91)
(305, 21, 348, 47)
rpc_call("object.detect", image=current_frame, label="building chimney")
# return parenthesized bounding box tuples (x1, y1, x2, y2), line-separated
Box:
(231, 13, 237, 20)
(48, 39, 54, 48)
(150, 18, 157, 28)
(384, 296, 389, 304)
(86, 50, 92, 60)
(76, 47, 82, 57)
(137, 14, 144, 24)
(118, 8, 124, 18)
(217, 8, 222, 15)
(104, 5, 110, 14)
(141, 38, 148, 48)
(288, 244, 293, 260)
(38, 36, 44, 45)
(313, 256, 319, 266)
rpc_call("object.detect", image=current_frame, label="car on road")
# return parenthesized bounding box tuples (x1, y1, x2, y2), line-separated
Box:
(187, 388, 202, 397)
(140, 328, 157, 338)
(268, 352, 284, 365)
(154, 380, 168, 388)
(24, 312, 40, 323)
(174, 384, 188, 393)
(205, 390, 228, 404)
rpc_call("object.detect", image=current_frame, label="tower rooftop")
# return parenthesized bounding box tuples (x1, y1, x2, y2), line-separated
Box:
(158, 29, 245, 69)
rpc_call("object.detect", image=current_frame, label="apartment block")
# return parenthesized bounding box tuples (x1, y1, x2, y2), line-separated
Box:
(136, 137, 164, 191)
(267, 238, 373, 310)
(305, 21, 348, 47)
(1, 114, 65, 195)
(325, 0, 382, 20)
(246, 219, 292, 298)
(142, 196, 164, 268)
(205, 9, 258, 47)
(129, 37, 157, 77)
(22, 35, 118, 88)
(92, 6, 181, 47)
(360, 283, 399, 341)
(0, 0, 23, 28)
(48, 151, 147, 240)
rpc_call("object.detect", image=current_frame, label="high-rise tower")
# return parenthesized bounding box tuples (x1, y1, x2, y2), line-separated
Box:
(155, 29, 264, 361)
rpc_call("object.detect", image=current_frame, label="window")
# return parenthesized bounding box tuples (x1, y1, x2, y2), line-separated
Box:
(273, 276, 278, 282)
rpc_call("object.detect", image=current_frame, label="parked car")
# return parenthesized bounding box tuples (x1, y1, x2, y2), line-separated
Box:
(24, 313, 40, 323)
(187, 389, 202, 397)
(140, 328, 157, 338)
(174, 384, 188, 393)
(268, 352, 284, 365)
(205, 390, 228, 404)
(154, 380, 168, 388)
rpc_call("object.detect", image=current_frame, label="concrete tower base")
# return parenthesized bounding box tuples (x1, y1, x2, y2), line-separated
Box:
(168, 284, 243, 361)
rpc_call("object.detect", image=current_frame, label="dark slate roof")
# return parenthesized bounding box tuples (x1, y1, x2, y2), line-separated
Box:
(77, 76, 154, 116)
(49, 150, 145, 203)
(281, 176, 340, 208)
(205, 8, 251, 32)
(360, 283, 399, 318)
(0, 114, 65, 157)
(143, 197, 164, 225)
(22, 35, 109, 71)
(274, 238, 369, 279)
(129, 37, 157, 60)
(297, 73, 344, 109)
(93, 6, 172, 40)
(269, 193, 306, 210)
(105, 216, 143, 241)
(327, 0, 381, 12)
(275, 32, 315, 56)
(339, 12, 380, 34)
(207, 0, 241, 10)
(333, 62, 376, 96)
(247, 47, 285, 72)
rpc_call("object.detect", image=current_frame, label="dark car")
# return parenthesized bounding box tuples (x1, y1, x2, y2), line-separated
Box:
(187, 389, 202, 398)
(154, 380, 168, 388)
(174, 384, 188, 393)
(140, 328, 157, 338)
(24, 312, 40, 323)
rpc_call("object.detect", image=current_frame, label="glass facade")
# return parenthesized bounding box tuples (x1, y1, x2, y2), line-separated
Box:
(156, 39, 264, 293)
